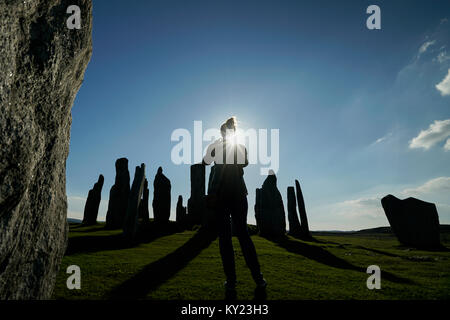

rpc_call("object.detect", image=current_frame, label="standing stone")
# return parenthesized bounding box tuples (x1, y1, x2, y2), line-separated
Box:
(255, 172, 286, 237)
(203, 165, 220, 229)
(381, 195, 441, 248)
(287, 186, 302, 236)
(254, 188, 262, 228)
(82, 174, 104, 225)
(123, 164, 146, 241)
(0, 0, 92, 299)
(295, 179, 310, 238)
(105, 158, 130, 229)
(138, 178, 150, 227)
(187, 164, 205, 226)
(176, 195, 187, 226)
(152, 167, 171, 224)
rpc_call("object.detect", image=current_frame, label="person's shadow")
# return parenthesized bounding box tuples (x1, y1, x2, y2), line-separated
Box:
(107, 227, 217, 299)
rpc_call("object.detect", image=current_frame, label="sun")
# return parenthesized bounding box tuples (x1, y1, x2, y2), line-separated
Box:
(225, 130, 243, 146)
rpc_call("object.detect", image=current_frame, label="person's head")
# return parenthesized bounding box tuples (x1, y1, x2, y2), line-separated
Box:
(220, 116, 237, 139)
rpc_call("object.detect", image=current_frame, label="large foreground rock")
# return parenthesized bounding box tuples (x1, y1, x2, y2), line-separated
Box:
(0, 0, 92, 299)
(381, 195, 440, 248)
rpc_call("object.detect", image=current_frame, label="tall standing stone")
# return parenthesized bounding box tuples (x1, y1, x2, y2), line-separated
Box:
(105, 158, 130, 229)
(187, 164, 205, 226)
(295, 179, 310, 238)
(138, 178, 150, 227)
(123, 163, 146, 241)
(381, 195, 440, 248)
(176, 195, 187, 226)
(152, 167, 171, 224)
(287, 186, 302, 236)
(255, 173, 286, 237)
(0, 0, 92, 299)
(254, 188, 262, 227)
(82, 174, 104, 225)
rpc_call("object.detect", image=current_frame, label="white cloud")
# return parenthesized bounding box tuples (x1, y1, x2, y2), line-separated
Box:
(418, 40, 435, 56)
(445, 138, 450, 151)
(435, 51, 450, 64)
(409, 119, 450, 150)
(335, 197, 383, 219)
(372, 132, 393, 145)
(402, 177, 450, 196)
(309, 197, 388, 231)
(311, 176, 450, 230)
(436, 68, 450, 96)
(400, 177, 450, 219)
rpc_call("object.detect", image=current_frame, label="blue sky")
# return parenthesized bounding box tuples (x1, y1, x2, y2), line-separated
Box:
(67, 0, 450, 230)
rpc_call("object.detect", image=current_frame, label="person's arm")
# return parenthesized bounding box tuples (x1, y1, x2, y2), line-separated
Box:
(238, 145, 248, 168)
(244, 146, 248, 167)
(202, 143, 215, 166)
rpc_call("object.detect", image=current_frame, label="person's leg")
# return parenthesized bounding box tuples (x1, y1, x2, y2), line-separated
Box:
(231, 197, 264, 284)
(217, 206, 236, 285)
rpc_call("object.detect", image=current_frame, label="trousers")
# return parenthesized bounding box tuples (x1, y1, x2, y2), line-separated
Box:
(216, 195, 262, 283)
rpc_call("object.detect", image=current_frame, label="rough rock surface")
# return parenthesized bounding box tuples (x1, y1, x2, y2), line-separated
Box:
(381, 194, 441, 248)
(123, 164, 146, 241)
(187, 164, 205, 226)
(105, 158, 130, 229)
(0, 0, 92, 299)
(255, 173, 286, 237)
(82, 174, 104, 225)
(287, 186, 302, 236)
(295, 179, 310, 238)
(152, 167, 171, 224)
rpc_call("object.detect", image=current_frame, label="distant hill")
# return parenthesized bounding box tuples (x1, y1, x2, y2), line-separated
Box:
(311, 225, 450, 235)
(66, 219, 450, 233)
(354, 226, 392, 234)
(67, 218, 82, 224)
(356, 225, 450, 234)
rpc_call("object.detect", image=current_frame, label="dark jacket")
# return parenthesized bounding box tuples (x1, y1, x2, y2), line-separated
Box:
(203, 139, 248, 198)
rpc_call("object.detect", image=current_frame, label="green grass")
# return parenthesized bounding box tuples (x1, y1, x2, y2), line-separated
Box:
(52, 222, 450, 300)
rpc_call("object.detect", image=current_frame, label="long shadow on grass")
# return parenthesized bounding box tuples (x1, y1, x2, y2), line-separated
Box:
(69, 226, 107, 233)
(107, 228, 217, 299)
(65, 222, 182, 256)
(354, 246, 404, 258)
(266, 235, 414, 285)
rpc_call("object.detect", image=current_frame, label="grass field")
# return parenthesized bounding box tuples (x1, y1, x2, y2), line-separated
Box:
(52, 222, 450, 300)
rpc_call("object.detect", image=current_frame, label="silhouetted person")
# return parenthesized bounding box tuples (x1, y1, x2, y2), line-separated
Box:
(203, 116, 267, 293)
